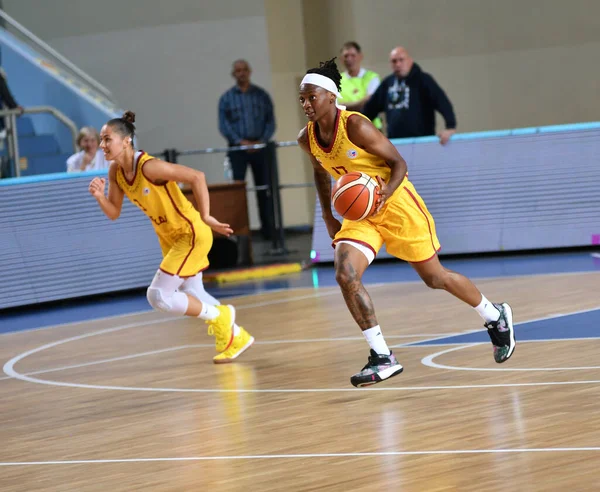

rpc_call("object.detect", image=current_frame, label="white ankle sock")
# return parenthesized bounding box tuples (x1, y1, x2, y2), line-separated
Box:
(198, 303, 220, 321)
(362, 325, 391, 355)
(475, 295, 500, 323)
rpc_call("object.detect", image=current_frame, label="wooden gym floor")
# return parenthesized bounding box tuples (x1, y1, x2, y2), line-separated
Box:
(1, 256, 600, 491)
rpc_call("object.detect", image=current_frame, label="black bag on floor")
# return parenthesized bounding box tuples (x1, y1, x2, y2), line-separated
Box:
(208, 237, 239, 269)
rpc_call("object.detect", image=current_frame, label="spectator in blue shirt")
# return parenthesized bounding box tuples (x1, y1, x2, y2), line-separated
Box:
(218, 59, 276, 239)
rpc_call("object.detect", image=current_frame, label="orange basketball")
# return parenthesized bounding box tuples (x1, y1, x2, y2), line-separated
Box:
(331, 172, 380, 221)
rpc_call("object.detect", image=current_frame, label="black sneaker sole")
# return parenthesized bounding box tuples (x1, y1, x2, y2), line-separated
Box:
(351, 365, 404, 388)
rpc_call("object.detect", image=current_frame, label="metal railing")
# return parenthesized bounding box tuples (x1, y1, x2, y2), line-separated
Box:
(1, 106, 79, 178)
(0, 9, 115, 103)
(158, 141, 311, 257)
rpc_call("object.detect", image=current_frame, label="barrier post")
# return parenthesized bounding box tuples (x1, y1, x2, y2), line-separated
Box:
(266, 141, 288, 255)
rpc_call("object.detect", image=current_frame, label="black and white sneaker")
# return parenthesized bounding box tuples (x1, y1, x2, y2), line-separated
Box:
(485, 302, 516, 363)
(350, 349, 404, 387)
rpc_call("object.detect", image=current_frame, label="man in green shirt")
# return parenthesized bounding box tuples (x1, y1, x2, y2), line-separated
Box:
(338, 41, 382, 130)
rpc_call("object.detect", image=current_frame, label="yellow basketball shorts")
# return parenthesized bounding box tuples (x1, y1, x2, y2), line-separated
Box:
(158, 221, 213, 277)
(333, 180, 441, 263)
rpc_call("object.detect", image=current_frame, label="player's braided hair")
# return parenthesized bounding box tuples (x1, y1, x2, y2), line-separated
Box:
(306, 57, 342, 92)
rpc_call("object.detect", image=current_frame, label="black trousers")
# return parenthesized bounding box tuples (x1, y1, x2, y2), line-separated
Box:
(228, 146, 274, 239)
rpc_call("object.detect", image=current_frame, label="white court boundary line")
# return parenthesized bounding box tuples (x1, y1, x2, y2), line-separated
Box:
(2, 336, 596, 383)
(3, 268, 599, 336)
(421, 343, 600, 371)
(4, 328, 600, 393)
(1, 447, 600, 466)
(417, 306, 600, 372)
(3, 294, 600, 393)
(398, 305, 600, 348)
(0, 334, 452, 382)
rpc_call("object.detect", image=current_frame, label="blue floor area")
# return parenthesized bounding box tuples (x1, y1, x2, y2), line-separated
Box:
(311, 251, 600, 288)
(1, 251, 599, 335)
(410, 308, 600, 346)
(0, 293, 154, 334)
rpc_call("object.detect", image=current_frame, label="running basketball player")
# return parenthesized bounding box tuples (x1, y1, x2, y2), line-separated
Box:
(297, 59, 515, 387)
(89, 111, 254, 363)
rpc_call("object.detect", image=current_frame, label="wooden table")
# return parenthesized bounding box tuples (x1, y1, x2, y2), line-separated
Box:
(181, 181, 253, 265)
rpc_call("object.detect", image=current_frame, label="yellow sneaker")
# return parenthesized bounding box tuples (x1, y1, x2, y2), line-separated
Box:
(213, 327, 255, 364)
(206, 305, 235, 353)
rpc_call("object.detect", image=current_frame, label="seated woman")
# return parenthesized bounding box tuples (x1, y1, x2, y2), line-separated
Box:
(66, 126, 110, 172)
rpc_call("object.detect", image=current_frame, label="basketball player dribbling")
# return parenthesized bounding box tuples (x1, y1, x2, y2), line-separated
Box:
(88, 111, 254, 363)
(297, 59, 515, 387)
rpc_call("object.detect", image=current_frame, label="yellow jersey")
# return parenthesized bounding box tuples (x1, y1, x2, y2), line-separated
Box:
(116, 151, 207, 245)
(308, 112, 440, 263)
(307, 110, 408, 202)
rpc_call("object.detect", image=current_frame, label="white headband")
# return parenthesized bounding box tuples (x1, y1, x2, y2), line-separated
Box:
(300, 73, 346, 110)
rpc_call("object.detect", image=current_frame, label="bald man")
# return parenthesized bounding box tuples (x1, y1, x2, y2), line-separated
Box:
(362, 47, 456, 145)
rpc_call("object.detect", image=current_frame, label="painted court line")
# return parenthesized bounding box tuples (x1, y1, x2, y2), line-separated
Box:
(421, 344, 600, 371)
(0, 334, 454, 382)
(3, 298, 600, 394)
(1, 335, 598, 384)
(5, 359, 600, 394)
(0, 345, 205, 382)
(399, 305, 600, 347)
(1, 447, 600, 466)
(401, 336, 600, 348)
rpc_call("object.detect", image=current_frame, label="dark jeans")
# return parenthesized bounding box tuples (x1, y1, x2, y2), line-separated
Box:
(228, 146, 274, 239)
(0, 119, 12, 178)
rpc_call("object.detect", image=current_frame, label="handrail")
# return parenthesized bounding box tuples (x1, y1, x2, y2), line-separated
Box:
(174, 140, 298, 156)
(0, 106, 79, 178)
(0, 9, 114, 102)
(164, 120, 600, 159)
(0, 106, 79, 150)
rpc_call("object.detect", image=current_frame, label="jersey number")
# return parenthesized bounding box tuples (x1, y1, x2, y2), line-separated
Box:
(332, 166, 348, 175)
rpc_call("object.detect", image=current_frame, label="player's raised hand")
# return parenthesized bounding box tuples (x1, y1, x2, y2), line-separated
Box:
(203, 215, 234, 237)
(89, 177, 106, 199)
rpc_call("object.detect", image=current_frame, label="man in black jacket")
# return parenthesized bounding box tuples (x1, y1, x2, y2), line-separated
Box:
(0, 66, 23, 178)
(362, 46, 456, 145)
(0, 68, 23, 123)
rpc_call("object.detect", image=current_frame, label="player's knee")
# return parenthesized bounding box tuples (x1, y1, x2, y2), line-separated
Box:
(179, 286, 198, 299)
(335, 262, 359, 287)
(146, 287, 172, 312)
(422, 272, 446, 290)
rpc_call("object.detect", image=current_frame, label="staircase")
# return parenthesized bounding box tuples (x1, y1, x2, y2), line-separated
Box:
(17, 116, 71, 175)
(1, 116, 71, 176)
(0, 9, 121, 177)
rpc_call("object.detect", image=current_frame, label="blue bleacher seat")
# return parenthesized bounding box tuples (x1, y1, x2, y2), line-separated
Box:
(16, 117, 35, 137)
(20, 153, 71, 176)
(18, 134, 60, 157)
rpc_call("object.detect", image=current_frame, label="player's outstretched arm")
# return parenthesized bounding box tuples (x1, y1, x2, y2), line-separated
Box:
(143, 159, 233, 236)
(88, 162, 124, 220)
